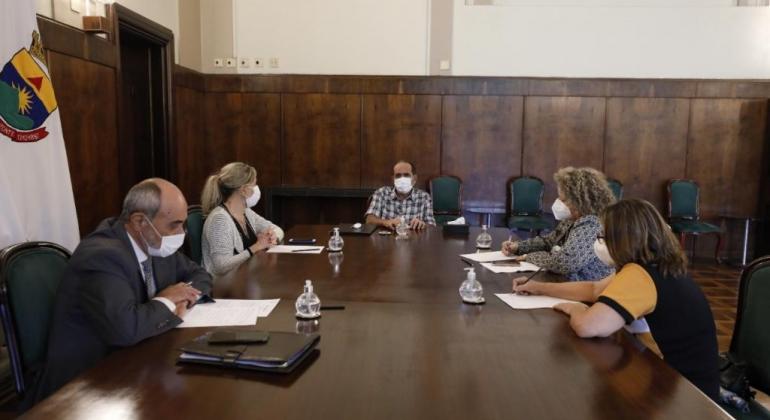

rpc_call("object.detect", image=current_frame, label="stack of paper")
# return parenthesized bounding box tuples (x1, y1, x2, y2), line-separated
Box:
(495, 293, 577, 310)
(177, 299, 280, 328)
(480, 261, 540, 274)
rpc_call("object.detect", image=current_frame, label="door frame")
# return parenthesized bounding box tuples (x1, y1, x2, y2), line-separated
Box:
(108, 3, 175, 194)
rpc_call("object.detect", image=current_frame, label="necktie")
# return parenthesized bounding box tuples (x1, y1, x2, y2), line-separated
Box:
(140, 258, 157, 299)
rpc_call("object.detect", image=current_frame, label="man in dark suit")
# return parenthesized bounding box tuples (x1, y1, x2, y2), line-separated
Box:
(29, 178, 213, 404)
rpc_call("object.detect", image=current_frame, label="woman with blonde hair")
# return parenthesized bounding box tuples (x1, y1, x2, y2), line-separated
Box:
(201, 162, 284, 275)
(501, 166, 615, 281)
(513, 199, 719, 401)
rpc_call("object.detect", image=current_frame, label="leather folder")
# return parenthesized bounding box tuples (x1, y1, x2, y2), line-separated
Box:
(178, 330, 320, 373)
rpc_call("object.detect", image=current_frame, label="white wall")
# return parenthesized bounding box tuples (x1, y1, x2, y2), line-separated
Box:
(452, 1, 770, 78)
(36, 0, 180, 63)
(231, 0, 429, 75)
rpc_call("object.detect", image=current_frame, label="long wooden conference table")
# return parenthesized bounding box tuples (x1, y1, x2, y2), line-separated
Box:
(25, 226, 731, 419)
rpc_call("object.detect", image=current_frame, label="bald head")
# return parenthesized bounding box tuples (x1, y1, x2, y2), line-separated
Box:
(121, 179, 188, 246)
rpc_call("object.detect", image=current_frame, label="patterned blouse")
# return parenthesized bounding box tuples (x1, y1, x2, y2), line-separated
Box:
(365, 186, 436, 225)
(517, 214, 613, 281)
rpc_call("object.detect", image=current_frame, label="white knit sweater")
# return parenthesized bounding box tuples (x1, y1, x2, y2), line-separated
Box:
(201, 206, 284, 276)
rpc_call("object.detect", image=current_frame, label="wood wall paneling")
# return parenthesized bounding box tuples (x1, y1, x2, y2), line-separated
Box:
(174, 86, 205, 202)
(241, 94, 282, 188)
(687, 99, 767, 217)
(604, 98, 690, 210)
(441, 95, 523, 204)
(203, 92, 242, 177)
(361, 95, 442, 188)
(522, 97, 607, 206)
(48, 51, 121, 235)
(282, 94, 362, 188)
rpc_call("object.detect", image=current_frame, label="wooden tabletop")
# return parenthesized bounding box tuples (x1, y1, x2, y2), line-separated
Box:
(25, 226, 730, 420)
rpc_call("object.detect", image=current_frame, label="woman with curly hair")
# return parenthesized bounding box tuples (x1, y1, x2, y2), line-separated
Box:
(501, 166, 615, 281)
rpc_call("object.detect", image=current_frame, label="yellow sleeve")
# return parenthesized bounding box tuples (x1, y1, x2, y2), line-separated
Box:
(597, 263, 657, 324)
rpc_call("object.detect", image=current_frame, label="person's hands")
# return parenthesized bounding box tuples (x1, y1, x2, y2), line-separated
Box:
(383, 218, 401, 230)
(157, 283, 201, 307)
(250, 231, 274, 253)
(501, 241, 519, 256)
(553, 302, 589, 316)
(174, 301, 189, 317)
(409, 218, 426, 231)
(267, 229, 279, 245)
(512, 278, 542, 295)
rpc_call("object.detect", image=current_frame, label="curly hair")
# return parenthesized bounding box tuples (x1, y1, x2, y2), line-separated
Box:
(554, 167, 615, 216)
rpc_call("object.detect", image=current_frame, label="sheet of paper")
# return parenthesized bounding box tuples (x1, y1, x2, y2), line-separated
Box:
(177, 299, 281, 328)
(267, 245, 325, 254)
(459, 251, 517, 263)
(495, 293, 577, 310)
(480, 261, 540, 274)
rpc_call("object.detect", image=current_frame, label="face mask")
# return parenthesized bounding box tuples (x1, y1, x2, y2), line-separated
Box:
(551, 198, 572, 221)
(246, 185, 261, 208)
(394, 177, 413, 194)
(141, 215, 185, 258)
(593, 239, 615, 267)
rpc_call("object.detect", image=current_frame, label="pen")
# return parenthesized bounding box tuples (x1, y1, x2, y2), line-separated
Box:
(291, 248, 320, 253)
(320, 305, 346, 310)
(518, 267, 543, 285)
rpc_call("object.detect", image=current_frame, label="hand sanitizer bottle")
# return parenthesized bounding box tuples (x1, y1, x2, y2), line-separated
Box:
(396, 215, 409, 237)
(476, 225, 493, 249)
(328, 227, 344, 252)
(295, 279, 321, 319)
(459, 267, 485, 304)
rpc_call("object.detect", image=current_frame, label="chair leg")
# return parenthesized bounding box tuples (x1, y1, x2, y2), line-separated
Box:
(713, 232, 723, 265)
(679, 233, 686, 249)
(692, 235, 698, 265)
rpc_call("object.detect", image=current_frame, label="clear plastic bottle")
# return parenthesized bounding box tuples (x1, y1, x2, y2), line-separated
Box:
(295, 279, 321, 319)
(328, 227, 344, 252)
(395, 215, 409, 237)
(476, 225, 493, 249)
(459, 267, 484, 303)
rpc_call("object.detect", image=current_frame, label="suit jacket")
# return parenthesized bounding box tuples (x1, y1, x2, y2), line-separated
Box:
(29, 217, 213, 404)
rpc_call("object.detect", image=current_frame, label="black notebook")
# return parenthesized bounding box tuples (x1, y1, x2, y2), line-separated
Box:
(336, 223, 378, 236)
(178, 330, 320, 373)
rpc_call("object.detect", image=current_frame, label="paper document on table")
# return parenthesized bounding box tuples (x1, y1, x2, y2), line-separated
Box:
(177, 299, 281, 328)
(267, 245, 325, 254)
(459, 251, 517, 263)
(495, 293, 577, 310)
(480, 261, 540, 274)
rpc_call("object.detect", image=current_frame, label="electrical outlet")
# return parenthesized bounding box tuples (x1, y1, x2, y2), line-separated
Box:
(239, 58, 250, 68)
(439, 60, 451, 71)
(225, 58, 236, 68)
(269, 57, 279, 68)
(213, 58, 223, 68)
(254, 58, 263, 68)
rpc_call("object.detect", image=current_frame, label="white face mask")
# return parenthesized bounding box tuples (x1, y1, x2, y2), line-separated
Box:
(593, 238, 615, 267)
(394, 177, 413, 194)
(551, 198, 572, 221)
(246, 185, 261, 208)
(141, 215, 185, 258)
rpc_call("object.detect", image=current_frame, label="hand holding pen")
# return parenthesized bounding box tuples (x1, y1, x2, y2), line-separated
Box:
(511, 268, 543, 295)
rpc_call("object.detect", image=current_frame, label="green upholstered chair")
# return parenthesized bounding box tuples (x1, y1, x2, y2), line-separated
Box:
(507, 176, 553, 234)
(722, 256, 770, 419)
(185, 205, 205, 265)
(428, 175, 463, 225)
(667, 179, 722, 263)
(607, 178, 623, 201)
(0, 241, 71, 396)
